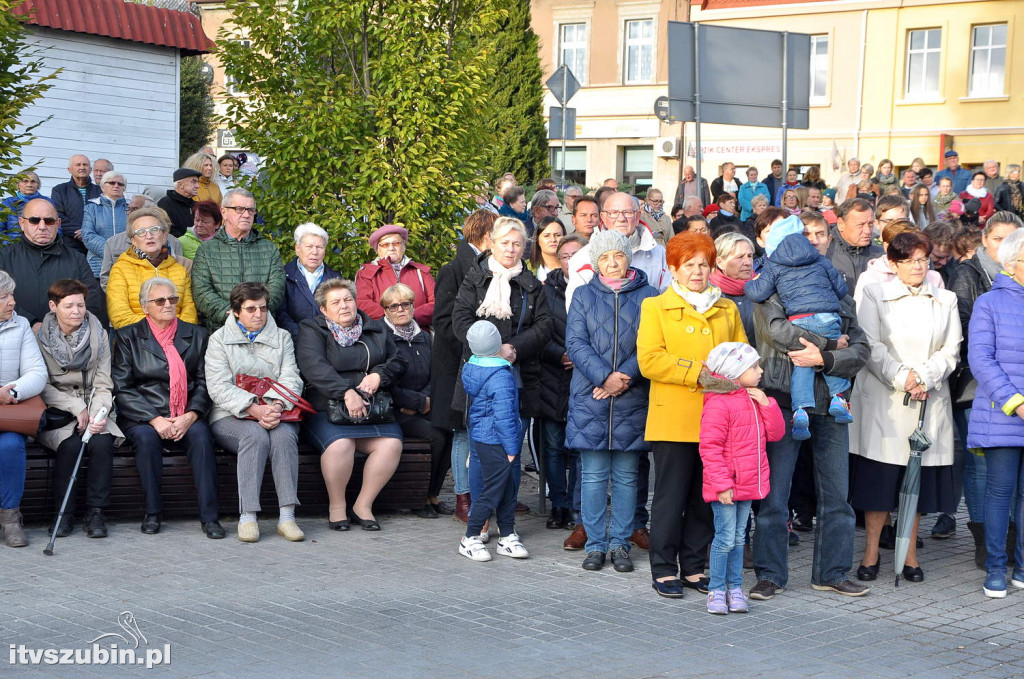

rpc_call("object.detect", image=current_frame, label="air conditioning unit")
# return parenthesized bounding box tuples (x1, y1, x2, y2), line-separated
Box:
(656, 137, 680, 158)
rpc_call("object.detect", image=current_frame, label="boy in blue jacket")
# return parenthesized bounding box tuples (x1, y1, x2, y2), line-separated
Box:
(745, 215, 854, 440)
(458, 321, 529, 562)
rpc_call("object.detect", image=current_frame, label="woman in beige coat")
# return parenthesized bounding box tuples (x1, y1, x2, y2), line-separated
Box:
(849, 231, 961, 583)
(36, 279, 123, 540)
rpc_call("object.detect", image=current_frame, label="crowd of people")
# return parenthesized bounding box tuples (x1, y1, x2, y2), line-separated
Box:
(1, 151, 1023, 611)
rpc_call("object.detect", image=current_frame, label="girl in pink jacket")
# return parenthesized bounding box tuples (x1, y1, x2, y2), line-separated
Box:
(699, 342, 785, 615)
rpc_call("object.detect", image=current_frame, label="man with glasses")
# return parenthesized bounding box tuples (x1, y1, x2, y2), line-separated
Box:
(191, 188, 285, 332)
(50, 154, 101, 254)
(643, 188, 673, 247)
(0, 199, 103, 327)
(529, 189, 561, 237)
(158, 168, 203, 237)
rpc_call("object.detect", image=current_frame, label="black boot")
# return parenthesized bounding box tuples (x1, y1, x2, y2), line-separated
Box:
(84, 508, 108, 538)
(546, 507, 562, 529)
(967, 521, 986, 570)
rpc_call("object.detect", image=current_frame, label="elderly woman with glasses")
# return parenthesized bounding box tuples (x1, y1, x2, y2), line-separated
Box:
(112, 277, 223, 539)
(278, 222, 343, 338)
(81, 171, 130, 277)
(355, 225, 436, 329)
(2, 170, 51, 240)
(107, 207, 197, 329)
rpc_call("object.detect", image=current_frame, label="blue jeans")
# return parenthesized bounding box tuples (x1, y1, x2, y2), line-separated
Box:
(581, 449, 639, 553)
(790, 314, 851, 410)
(540, 419, 570, 509)
(0, 432, 26, 509)
(710, 500, 752, 591)
(983, 446, 1024, 574)
(753, 408, 855, 588)
(450, 429, 470, 495)
(569, 451, 581, 512)
(953, 408, 984, 521)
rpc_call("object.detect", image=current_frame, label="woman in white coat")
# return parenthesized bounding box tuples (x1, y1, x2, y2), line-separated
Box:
(850, 231, 961, 583)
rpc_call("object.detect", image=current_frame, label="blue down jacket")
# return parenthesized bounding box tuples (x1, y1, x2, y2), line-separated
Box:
(967, 274, 1024, 449)
(745, 233, 848, 316)
(462, 357, 521, 458)
(566, 268, 659, 452)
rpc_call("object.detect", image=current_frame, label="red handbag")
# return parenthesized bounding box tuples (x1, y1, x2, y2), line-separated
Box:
(235, 375, 317, 422)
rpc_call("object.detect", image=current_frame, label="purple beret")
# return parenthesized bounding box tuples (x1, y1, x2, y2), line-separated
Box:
(369, 224, 408, 250)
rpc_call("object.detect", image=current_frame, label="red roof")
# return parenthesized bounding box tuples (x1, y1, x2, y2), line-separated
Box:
(12, 0, 214, 56)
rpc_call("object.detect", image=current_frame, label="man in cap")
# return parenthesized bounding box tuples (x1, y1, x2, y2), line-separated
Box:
(158, 168, 202, 237)
(934, 150, 973, 194)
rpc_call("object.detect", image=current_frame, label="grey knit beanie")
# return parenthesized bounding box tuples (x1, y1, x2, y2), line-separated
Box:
(588, 230, 633, 272)
(466, 320, 502, 358)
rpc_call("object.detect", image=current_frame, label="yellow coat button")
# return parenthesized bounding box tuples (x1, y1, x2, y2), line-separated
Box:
(702, 327, 711, 335)
(689, 387, 697, 392)
(686, 326, 695, 333)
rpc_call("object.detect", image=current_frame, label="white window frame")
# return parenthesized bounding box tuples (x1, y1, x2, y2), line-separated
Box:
(558, 23, 588, 86)
(968, 24, 1007, 97)
(623, 18, 655, 85)
(905, 28, 942, 98)
(809, 34, 829, 104)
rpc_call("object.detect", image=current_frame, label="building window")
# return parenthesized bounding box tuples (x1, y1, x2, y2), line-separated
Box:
(905, 28, 941, 97)
(969, 24, 1007, 97)
(559, 23, 587, 85)
(550, 146, 587, 186)
(224, 40, 251, 95)
(621, 146, 653, 191)
(624, 19, 654, 84)
(810, 35, 829, 102)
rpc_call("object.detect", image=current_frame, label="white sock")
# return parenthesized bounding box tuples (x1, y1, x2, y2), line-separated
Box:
(278, 505, 295, 524)
(240, 512, 257, 524)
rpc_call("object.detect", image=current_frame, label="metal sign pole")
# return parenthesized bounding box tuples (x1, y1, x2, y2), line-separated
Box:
(560, 68, 568, 187)
(693, 22, 702, 197)
(781, 31, 789, 177)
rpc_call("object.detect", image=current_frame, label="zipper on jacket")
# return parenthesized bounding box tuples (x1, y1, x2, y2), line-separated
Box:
(608, 290, 620, 449)
(751, 394, 763, 498)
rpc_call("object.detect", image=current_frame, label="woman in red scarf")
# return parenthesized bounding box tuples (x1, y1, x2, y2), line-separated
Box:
(711, 232, 757, 345)
(111, 277, 224, 539)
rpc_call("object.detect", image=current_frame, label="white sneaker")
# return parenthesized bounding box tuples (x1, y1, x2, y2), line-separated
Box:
(496, 532, 529, 559)
(478, 528, 491, 544)
(459, 535, 492, 562)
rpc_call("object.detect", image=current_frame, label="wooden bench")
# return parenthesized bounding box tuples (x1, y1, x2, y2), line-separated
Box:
(20, 439, 432, 525)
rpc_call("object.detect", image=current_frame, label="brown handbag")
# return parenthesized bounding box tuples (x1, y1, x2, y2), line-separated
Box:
(0, 395, 47, 436)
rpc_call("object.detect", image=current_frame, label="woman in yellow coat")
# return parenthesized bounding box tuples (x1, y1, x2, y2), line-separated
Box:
(638, 231, 747, 599)
(184, 152, 223, 206)
(107, 207, 198, 329)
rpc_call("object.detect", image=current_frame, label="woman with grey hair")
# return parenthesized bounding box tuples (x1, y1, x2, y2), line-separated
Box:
(278, 222, 343, 337)
(295, 277, 406, 531)
(82, 170, 130, 276)
(112, 276, 224, 539)
(968, 228, 1024, 598)
(0, 270, 47, 547)
(711, 232, 757, 345)
(994, 164, 1022, 219)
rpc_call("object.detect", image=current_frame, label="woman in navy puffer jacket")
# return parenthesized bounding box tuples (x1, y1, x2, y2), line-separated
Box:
(566, 231, 659, 574)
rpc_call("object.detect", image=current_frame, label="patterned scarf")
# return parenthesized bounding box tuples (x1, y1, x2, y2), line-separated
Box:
(385, 316, 420, 342)
(39, 312, 91, 371)
(147, 317, 187, 417)
(383, 255, 410, 281)
(326, 314, 363, 348)
(672, 282, 722, 314)
(477, 256, 523, 320)
(235, 320, 263, 343)
(133, 245, 170, 268)
(646, 205, 664, 221)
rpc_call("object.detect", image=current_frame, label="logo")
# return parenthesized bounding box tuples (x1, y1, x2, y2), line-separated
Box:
(9, 611, 170, 669)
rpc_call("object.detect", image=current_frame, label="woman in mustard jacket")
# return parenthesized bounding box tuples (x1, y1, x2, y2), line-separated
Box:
(107, 207, 197, 329)
(638, 231, 747, 599)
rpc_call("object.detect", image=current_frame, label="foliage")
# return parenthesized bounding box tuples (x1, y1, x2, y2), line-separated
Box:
(477, 0, 549, 185)
(179, 56, 216, 163)
(217, 0, 504, 275)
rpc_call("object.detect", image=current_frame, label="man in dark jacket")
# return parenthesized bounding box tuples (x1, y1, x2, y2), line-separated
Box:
(158, 168, 202, 237)
(826, 198, 883, 288)
(763, 159, 785, 207)
(49, 154, 101, 253)
(0, 199, 104, 327)
(749, 294, 870, 600)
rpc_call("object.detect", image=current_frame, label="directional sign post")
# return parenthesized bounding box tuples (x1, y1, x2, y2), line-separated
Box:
(546, 64, 581, 187)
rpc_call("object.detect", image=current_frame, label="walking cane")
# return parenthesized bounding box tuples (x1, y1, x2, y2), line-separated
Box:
(43, 407, 107, 556)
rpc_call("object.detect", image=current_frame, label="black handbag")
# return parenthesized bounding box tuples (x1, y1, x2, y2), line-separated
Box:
(950, 364, 976, 408)
(326, 342, 395, 425)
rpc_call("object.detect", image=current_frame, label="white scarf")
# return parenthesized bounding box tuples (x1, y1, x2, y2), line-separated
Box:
(965, 185, 988, 199)
(672, 281, 721, 314)
(477, 256, 523, 320)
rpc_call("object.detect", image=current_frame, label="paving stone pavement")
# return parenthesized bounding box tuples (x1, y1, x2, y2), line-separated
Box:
(2, 473, 1023, 678)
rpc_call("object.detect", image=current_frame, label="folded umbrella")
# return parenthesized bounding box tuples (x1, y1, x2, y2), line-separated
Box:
(894, 394, 931, 586)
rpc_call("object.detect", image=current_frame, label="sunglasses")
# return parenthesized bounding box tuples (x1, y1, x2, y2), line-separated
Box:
(106, 181, 126, 187)
(384, 301, 413, 312)
(146, 296, 180, 307)
(23, 216, 58, 225)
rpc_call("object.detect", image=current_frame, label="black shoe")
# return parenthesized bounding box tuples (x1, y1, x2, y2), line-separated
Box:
(566, 510, 578, 529)
(749, 580, 784, 601)
(610, 546, 634, 572)
(328, 519, 350, 531)
(879, 524, 896, 549)
(141, 513, 161, 534)
(652, 579, 685, 598)
(351, 514, 381, 531)
(430, 502, 454, 516)
(202, 520, 226, 539)
(681, 575, 710, 594)
(49, 514, 73, 538)
(856, 561, 879, 581)
(901, 565, 924, 582)
(413, 504, 439, 519)
(546, 508, 563, 529)
(84, 508, 107, 539)
(792, 513, 814, 532)
(582, 551, 606, 571)
(811, 580, 870, 597)
(788, 528, 800, 546)
(524, 463, 537, 473)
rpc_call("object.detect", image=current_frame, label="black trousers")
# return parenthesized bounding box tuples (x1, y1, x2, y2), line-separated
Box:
(396, 411, 452, 499)
(649, 441, 714, 580)
(51, 433, 114, 514)
(789, 439, 818, 518)
(126, 420, 219, 522)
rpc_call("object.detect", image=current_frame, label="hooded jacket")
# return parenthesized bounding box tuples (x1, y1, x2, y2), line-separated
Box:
(81, 194, 129, 276)
(565, 226, 669, 309)
(107, 248, 198, 329)
(355, 256, 435, 328)
(566, 269, 659, 452)
(825, 225, 884, 289)
(745, 233, 848, 317)
(462, 357, 521, 458)
(698, 372, 784, 503)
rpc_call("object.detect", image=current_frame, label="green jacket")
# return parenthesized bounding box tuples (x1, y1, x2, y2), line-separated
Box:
(191, 227, 285, 332)
(179, 229, 202, 261)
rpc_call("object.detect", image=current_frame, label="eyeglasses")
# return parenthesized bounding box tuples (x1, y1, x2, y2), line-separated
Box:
(146, 296, 180, 307)
(23, 216, 58, 225)
(378, 240, 404, 250)
(240, 304, 268, 314)
(132, 226, 166, 237)
(384, 301, 413, 312)
(225, 206, 257, 215)
(540, 203, 560, 210)
(896, 258, 930, 267)
(602, 209, 636, 219)
(648, 199, 665, 205)
(106, 181, 126, 187)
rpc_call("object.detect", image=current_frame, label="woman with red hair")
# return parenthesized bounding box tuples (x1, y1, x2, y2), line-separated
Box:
(638, 231, 748, 599)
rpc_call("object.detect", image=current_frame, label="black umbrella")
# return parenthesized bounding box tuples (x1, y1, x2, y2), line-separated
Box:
(894, 394, 930, 586)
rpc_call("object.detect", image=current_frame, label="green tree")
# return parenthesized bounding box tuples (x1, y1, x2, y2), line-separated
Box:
(217, 0, 503, 274)
(478, 0, 549, 184)
(179, 55, 215, 163)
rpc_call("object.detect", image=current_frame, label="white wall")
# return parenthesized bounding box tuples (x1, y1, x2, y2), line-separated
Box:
(14, 28, 180, 198)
